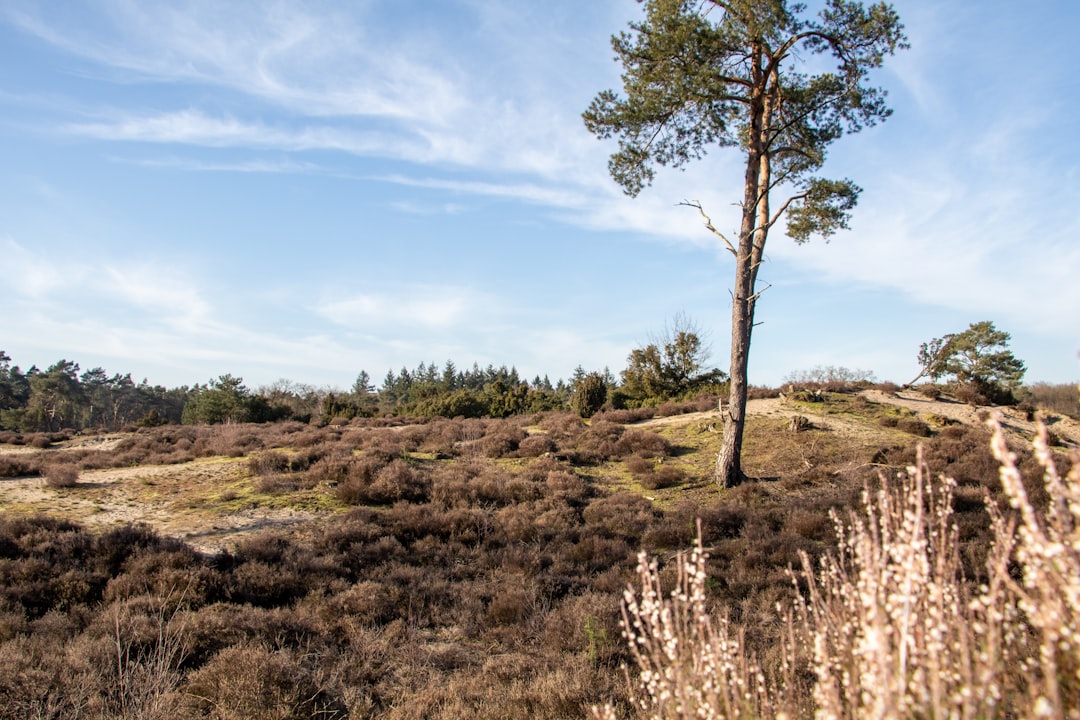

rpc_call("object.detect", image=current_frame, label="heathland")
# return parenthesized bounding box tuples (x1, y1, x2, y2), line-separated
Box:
(1, 375, 1077, 718)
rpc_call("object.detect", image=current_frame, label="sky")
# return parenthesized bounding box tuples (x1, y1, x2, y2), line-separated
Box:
(1, 1, 1078, 392)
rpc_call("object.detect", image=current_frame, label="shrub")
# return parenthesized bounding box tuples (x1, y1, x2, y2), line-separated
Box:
(44, 463, 80, 488)
(247, 451, 291, 477)
(571, 373, 608, 418)
(336, 457, 429, 506)
(593, 407, 655, 424)
(29, 434, 53, 449)
(917, 383, 942, 399)
(478, 425, 526, 458)
(570, 421, 630, 465)
(616, 430, 672, 458)
(582, 493, 658, 541)
(0, 456, 38, 478)
(625, 454, 652, 477)
(646, 464, 686, 490)
(181, 642, 346, 720)
(896, 416, 932, 437)
(515, 434, 557, 458)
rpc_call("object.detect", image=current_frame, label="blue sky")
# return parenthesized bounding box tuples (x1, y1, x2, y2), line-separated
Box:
(2, 1, 1078, 391)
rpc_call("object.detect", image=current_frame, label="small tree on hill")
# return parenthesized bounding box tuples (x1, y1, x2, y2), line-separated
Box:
(913, 321, 1026, 404)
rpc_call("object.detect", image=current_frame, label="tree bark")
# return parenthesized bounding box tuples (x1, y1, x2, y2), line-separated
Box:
(715, 43, 768, 489)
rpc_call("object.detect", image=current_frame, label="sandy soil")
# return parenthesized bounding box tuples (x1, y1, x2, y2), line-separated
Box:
(640, 389, 1080, 448)
(0, 456, 323, 553)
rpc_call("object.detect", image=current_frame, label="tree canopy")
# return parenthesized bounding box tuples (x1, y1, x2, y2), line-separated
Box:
(620, 319, 726, 406)
(912, 322, 1026, 404)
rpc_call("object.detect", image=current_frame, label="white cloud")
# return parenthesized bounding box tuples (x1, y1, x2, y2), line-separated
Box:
(113, 155, 325, 174)
(1, 237, 73, 297)
(101, 264, 211, 329)
(315, 285, 492, 331)
(6, 2, 467, 123)
(66, 110, 427, 158)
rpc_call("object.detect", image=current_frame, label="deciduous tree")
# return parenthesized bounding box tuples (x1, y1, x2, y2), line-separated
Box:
(584, 0, 906, 486)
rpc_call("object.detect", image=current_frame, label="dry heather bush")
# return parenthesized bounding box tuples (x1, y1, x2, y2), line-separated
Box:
(573, 421, 628, 464)
(0, 455, 39, 478)
(625, 454, 652, 478)
(583, 493, 659, 542)
(44, 463, 80, 488)
(248, 450, 291, 477)
(515, 433, 557, 457)
(617, 430, 673, 458)
(477, 424, 526, 458)
(896, 416, 932, 437)
(539, 411, 587, 439)
(599, 418, 1080, 720)
(595, 407, 656, 424)
(181, 642, 345, 720)
(29, 433, 54, 449)
(746, 385, 781, 400)
(917, 383, 943, 400)
(626, 455, 685, 491)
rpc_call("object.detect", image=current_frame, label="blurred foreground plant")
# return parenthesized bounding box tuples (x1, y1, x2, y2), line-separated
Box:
(597, 416, 1079, 719)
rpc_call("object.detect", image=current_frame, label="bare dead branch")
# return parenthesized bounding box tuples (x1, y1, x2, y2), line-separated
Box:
(679, 200, 738, 256)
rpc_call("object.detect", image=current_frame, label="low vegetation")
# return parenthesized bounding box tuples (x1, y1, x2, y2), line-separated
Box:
(2, 331, 1077, 717)
(0, 381, 1075, 717)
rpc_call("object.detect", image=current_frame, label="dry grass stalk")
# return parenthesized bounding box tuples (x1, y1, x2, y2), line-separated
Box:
(604, 419, 1080, 719)
(109, 598, 189, 720)
(594, 523, 788, 720)
(793, 447, 1019, 720)
(988, 417, 1080, 717)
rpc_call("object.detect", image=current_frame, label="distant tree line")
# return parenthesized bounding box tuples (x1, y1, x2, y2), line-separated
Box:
(0, 326, 726, 431)
(0, 352, 187, 432)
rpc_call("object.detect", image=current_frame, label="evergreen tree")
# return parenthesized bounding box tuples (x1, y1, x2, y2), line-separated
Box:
(571, 372, 608, 418)
(585, 0, 906, 486)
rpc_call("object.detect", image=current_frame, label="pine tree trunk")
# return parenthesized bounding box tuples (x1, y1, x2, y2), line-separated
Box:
(715, 165, 761, 487)
(715, 47, 768, 489)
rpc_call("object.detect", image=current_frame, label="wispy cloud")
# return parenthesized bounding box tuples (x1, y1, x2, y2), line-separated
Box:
(5, 2, 467, 123)
(315, 285, 494, 331)
(3, 237, 215, 331)
(376, 174, 590, 211)
(66, 110, 425, 158)
(2, 237, 75, 297)
(113, 155, 325, 174)
(11, 2, 618, 183)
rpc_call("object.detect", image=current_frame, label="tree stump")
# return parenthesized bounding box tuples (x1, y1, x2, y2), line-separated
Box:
(787, 415, 811, 433)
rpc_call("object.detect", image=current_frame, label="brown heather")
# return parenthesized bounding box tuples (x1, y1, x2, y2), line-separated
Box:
(2, 401, 1077, 718)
